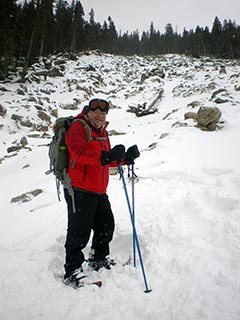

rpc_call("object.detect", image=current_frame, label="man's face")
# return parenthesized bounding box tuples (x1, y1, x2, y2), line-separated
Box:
(87, 109, 107, 128)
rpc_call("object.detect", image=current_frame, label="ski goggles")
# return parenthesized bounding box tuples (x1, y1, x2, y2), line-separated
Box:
(88, 99, 110, 114)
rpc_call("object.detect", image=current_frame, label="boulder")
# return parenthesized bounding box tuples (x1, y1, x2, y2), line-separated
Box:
(197, 107, 222, 130)
(184, 107, 222, 131)
(11, 189, 43, 203)
(0, 104, 7, 117)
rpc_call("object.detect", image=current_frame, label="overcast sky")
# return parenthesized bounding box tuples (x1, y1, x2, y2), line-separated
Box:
(80, 0, 240, 34)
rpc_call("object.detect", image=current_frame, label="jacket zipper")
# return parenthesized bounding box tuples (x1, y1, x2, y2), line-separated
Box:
(101, 138, 108, 186)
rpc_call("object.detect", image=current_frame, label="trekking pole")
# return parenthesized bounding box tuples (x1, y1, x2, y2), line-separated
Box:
(127, 164, 137, 267)
(131, 163, 137, 268)
(118, 163, 152, 293)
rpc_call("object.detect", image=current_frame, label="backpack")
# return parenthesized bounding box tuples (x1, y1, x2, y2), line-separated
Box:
(45, 116, 91, 212)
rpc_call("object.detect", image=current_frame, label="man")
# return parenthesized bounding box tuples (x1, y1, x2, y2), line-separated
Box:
(63, 98, 138, 286)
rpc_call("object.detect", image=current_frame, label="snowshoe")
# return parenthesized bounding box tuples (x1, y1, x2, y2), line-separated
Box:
(88, 257, 116, 271)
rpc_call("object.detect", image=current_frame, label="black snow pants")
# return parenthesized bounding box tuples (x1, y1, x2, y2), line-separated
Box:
(64, 188, 115, 277)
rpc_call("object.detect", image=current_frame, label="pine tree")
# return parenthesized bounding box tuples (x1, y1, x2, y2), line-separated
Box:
(20, 0, 40, 79)
(149, 22, 157, 54)
(55, 0, 73, 51)
(194, 26, 207, 56)
(71, 0, 84, 52)
(0, 0, 18, 78)
(222, 19, 240, 58)
(141, 31, 150, 55)
(85, 8, 102, 50)
(107, 16, 118, 53)
(164, 23, 174, 53)
(38, 0, 56, 56)
(211, 16, 223, 56)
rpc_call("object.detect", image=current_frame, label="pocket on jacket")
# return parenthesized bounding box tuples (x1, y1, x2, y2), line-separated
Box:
(82, 164, 88, 183)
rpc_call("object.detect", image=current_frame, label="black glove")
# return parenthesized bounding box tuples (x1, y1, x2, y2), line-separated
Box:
(101, 144, 125, 166)
(124, 145, 140, 165)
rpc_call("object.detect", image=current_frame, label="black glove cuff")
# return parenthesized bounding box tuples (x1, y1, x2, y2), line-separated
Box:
(101, 151, 111, 166)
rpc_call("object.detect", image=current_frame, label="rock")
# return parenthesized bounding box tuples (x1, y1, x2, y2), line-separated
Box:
(22, 164, 30, 169)
(86, 64, 96, 71)
(0, 104, 7, 117)
(11, 114, 23, 121)
(17, 87, 26, 95)
(162, 108, 179, 120)
(208, 82, 217, 90)
(184, 112, 198, 120)
(50, 108, 58, 118)
(40, 88, 55, 95)
(141, 67, 165, 82)
(214, 98, 229, 104)
(34, 124, 49, 131)
(68, 53, 78, 61)
(7, 145, 23, 153)
(172, 121, 188, 128)
(59, 102, 79, 110)
(160, 133, 169, 139)
(184, 107, 222, 131)
(187, 101, 202, 108)
(0, 85, 9, 92)
(197, 107, 222, 131)
(148, 142, 158, 150)
(33, 66, 64, 80)
(54, 58, 67, 66)
(37, 110, 51, 122)
(20, 119, 33, 128)
(27, 132, 51, 138)
(11, 189, 43, 204)
(20, 136, 28, 146)
(20, 84, 28, 93)
(28, 96, 38, 102)
(108, 130, 125, 136)
(219, 66, 227, 74)
(210, 88, 227, 100)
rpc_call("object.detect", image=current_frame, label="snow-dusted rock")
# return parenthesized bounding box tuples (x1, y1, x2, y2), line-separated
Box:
(185, 106, 222, 131)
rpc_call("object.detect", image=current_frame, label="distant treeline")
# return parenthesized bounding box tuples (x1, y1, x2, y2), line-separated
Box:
(1, 0, 240, 79)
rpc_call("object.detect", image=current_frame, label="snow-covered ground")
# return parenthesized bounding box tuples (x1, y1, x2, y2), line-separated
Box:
(0, 52, 240, 320)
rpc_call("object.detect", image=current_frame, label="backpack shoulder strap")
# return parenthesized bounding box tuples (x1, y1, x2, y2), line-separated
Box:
(73, 118, 92, 142)
(73, 118, 108, 141)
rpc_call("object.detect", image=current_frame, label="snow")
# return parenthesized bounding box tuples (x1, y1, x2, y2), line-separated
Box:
(0, 53, 240, 320)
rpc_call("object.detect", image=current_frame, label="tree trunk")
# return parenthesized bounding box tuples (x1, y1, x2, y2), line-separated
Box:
(21, 27, 35, 81)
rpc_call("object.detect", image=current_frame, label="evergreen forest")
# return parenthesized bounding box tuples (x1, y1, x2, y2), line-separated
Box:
(1, 0, 240, 79)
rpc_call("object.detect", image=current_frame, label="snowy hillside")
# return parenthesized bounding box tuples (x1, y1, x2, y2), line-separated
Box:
(0, 52, 240, 320)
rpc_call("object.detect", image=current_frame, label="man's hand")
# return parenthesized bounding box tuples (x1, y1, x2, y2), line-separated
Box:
(101, 144, 125, 166)
(125, 145, 140, 165)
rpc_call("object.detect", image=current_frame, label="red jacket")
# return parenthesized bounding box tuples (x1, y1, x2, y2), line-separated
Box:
(65, 112, 112, 194)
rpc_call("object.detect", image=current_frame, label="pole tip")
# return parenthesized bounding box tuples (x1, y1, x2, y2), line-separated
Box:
(144, 289, 152, 293)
